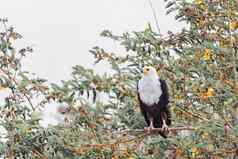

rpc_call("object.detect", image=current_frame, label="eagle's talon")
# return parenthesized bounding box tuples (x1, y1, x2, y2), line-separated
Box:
(162, 124, 169, 132)
(144, 126, 154, 134)
(144, 127, 150, 133)
(149, 126, 154, 133)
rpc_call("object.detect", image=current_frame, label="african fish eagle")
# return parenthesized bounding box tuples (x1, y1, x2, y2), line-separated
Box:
(137, 66, 171, 138)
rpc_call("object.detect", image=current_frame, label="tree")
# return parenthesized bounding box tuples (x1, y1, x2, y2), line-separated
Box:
(0, 0, 238, 158)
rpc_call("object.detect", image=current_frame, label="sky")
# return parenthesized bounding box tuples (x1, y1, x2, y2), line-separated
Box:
(0, 0, 184, 83)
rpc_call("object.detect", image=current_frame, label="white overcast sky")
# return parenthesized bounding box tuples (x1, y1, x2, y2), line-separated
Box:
(0, 0, 184, 83)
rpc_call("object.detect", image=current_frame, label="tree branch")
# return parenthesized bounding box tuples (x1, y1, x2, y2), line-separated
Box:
(0, 68, 35, 111)
(133, 126, 195, 133)
(71, 126, 195, 156)
(117, 126, 195, 136)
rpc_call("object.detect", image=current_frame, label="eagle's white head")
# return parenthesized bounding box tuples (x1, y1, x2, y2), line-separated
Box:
(138, 66, 162, 105)
(142, 66, 158, 80)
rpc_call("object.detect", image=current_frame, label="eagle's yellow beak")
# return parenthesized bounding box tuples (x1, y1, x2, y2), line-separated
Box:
(143, 67, 150, 75)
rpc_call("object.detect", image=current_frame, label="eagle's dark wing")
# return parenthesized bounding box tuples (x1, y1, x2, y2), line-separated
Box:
(158, 79, 171, 126)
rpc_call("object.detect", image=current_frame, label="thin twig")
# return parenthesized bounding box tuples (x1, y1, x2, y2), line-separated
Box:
(148, 0, 161, 34)
(71, 133, 148, 154)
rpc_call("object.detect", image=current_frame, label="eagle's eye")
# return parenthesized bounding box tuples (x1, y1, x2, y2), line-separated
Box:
(143, 67, 151, 75)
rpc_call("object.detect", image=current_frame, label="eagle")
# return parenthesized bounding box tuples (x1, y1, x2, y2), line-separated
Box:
(137, 66, 171, 138)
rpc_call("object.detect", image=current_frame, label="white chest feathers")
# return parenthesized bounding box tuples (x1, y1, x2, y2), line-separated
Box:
(138, 77, 162, 106)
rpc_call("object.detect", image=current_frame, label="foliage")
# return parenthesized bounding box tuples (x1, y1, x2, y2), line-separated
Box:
(0, 0, 238, 158)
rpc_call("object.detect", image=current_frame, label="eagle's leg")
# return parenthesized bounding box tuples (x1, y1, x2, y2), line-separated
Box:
(149, 117, 154, 130)
(144, 117, 154, 133)
(161, 113, 169, 132)
(162, 118, 169, 131)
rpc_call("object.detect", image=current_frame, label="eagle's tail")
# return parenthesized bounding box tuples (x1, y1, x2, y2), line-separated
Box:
(159, 131, 168, 138)
(153, 111, 171, 138)
(154, 121, 169, 138)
